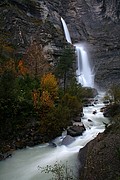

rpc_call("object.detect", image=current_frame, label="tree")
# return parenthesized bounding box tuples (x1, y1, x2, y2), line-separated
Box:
(39, 104, 70, 139)
(55, 46, 75, 93)
(25, 41, 51, 78)
(0, 70, 17, 135)
(18, 59, 29, 76)
(40, 90, 54, 108)
(41, 73, 58, 102)
(0, 70, 16, 100)
(108, 84, 120, 103)
(61, 93, 82, 118)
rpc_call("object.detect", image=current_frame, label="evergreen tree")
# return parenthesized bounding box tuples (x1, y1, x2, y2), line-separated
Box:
(56, 46, 75, 93)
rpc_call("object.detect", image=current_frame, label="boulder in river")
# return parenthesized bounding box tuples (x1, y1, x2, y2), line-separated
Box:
(73, 116, 81, 122)
(93, 110, 97, 115)
(67, 124, 86, 137)
(49, 142, 57, 147)
(88, 119, 93, 122)
(61, 135, 75, 146)
(0, 152, 12, 161)
(103, 100, 110, 104)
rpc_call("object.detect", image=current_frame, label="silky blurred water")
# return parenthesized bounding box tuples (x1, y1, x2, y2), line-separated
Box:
(0, 93, 109, 180)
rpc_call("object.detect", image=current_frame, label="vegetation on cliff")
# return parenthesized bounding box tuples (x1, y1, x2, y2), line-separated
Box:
(0, 40, 95, 158)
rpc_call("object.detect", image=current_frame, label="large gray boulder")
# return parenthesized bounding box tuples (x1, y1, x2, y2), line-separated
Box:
(61, 135, 75, 146)
(67, 124, 86, 137)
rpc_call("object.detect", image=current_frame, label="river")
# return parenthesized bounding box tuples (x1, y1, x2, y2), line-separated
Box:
(0, 92, 109, 180)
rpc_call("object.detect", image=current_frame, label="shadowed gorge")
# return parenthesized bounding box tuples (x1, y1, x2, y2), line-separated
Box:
(0, 0, 120, 180)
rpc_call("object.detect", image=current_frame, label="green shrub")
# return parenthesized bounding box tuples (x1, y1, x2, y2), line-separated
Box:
(61, 93, 82, 117)
(67, 78, 95, 102)
(39, 161, 78, 180)
(39, 105, 71, 140)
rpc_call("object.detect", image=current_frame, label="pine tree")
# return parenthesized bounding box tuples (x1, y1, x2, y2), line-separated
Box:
(55, 46, 75, 93)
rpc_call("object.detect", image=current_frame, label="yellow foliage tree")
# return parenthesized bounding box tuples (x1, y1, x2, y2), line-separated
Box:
(41, 73, 58, 101)
(40, 90, 54, 108)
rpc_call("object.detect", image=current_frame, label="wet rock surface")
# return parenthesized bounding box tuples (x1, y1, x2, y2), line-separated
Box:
(67, 123, 86, 137)
(61, 135, 75, 145)
(0, 0, 67, 66)
(63, 0, 120, 89)
(62, 0, 120, 89)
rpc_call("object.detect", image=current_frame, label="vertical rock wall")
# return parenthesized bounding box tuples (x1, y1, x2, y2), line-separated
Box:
(0, 0, 120, 89)
(61, 0, 120, 89)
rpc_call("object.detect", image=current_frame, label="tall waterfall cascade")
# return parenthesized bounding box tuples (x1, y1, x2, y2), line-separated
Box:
(61, 17, 72, 44)
(61, 17, 94, 87)
(75, 43, 94, 87)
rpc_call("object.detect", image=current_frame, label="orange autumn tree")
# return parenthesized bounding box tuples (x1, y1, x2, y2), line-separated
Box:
(40, 73, 58, 108)
(18, 60, 28, 76)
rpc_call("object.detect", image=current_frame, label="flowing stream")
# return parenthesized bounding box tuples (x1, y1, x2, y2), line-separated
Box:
(0, 93, 109, 180)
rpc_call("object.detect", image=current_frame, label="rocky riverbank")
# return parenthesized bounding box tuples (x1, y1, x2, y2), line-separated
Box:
(79, 103, 120, 180)
(0, 121, 44, 161)
(0, 114, 86, 161)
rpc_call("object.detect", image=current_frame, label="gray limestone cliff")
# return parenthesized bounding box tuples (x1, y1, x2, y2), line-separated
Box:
(0, 0, 120, 89)
(61, 0, 120, 89)
(0, 0, 67, 65)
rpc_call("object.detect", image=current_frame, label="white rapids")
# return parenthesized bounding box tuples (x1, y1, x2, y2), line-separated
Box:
(0, 92, 109, 180)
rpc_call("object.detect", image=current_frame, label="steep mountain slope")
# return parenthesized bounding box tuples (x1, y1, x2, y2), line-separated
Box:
(0, 0, 120, 88)
(61, 0, 120, 89)
(0, 0, 67, 65)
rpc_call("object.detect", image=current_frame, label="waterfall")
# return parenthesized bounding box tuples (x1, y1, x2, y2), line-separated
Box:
(61, 17, 72, 44)
(61, 17, 94, 87)
(75, 43, 94, 87)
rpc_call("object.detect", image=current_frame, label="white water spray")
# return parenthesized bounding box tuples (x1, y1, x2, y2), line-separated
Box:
(61, 17, 94, 87)
(75, 43, 94, 87)
(61, 17, 72, 44)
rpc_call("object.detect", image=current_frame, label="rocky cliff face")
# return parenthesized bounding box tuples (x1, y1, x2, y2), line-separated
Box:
(61, 0, 120, 89)
(0, 0, 120, 89)
(0, 0, 67, 65)
(78, 125, 120, 180)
